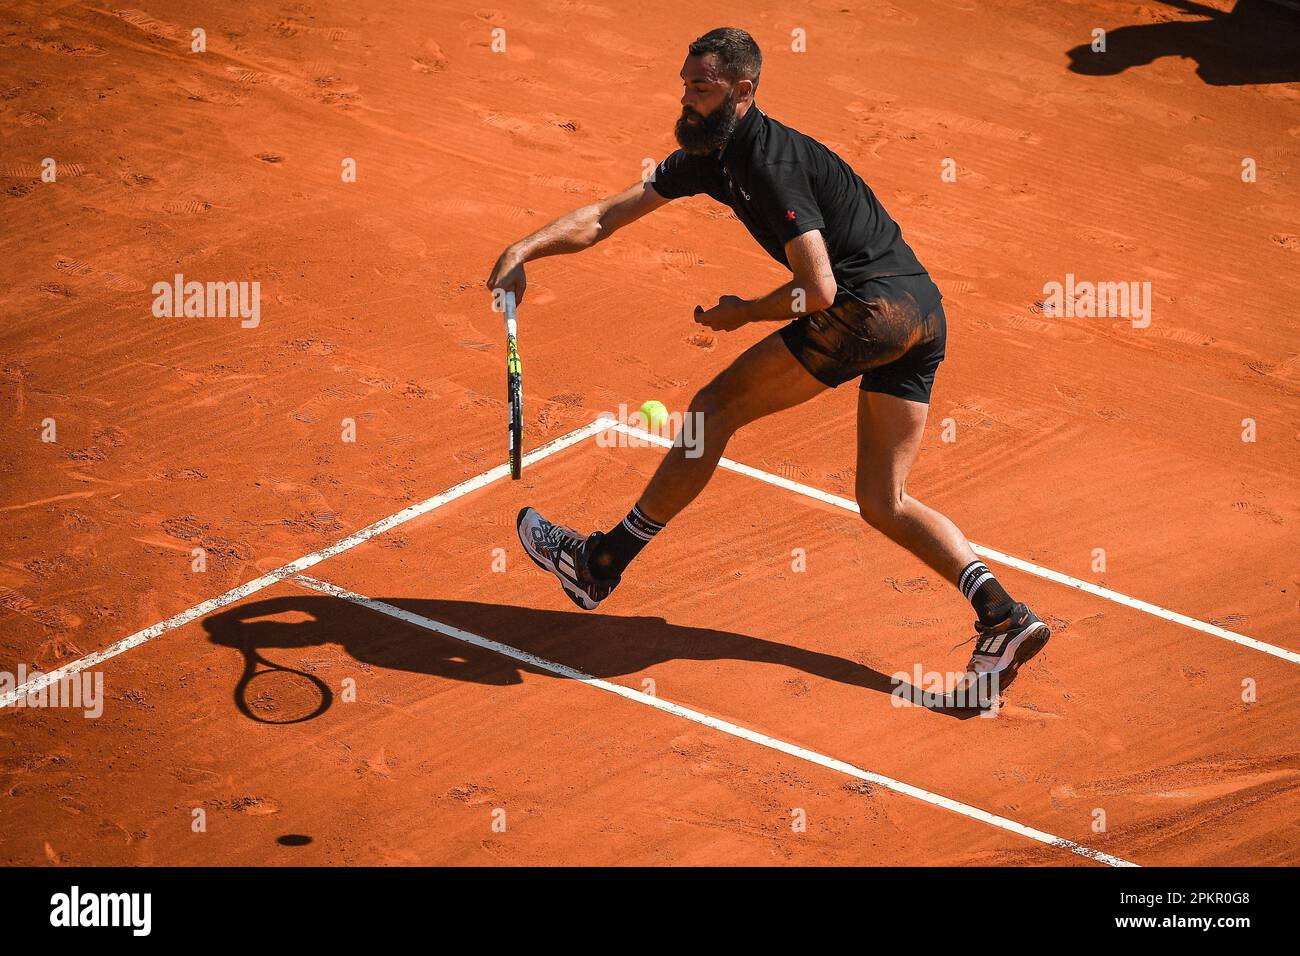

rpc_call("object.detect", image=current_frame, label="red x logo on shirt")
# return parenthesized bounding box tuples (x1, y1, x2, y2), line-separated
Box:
(786, 210, 797, 220)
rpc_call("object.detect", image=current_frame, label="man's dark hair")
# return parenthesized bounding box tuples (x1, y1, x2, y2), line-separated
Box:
(688, 27, 762, 92)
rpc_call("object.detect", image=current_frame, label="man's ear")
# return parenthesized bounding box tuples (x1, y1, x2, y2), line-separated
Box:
(735, 78, 754, 103)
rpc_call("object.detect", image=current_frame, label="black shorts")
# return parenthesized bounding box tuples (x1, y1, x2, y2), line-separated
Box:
(779, 272, 947, 404)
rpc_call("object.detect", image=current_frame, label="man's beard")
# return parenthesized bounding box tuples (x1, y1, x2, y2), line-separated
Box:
(674, 90, 738, 155)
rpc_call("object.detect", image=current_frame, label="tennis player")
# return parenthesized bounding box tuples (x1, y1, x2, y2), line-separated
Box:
(486, 27, 1050, 689)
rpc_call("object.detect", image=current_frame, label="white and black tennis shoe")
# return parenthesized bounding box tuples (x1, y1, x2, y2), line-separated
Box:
(516, 507, 619, 610)
(957, 603, 1050, 705)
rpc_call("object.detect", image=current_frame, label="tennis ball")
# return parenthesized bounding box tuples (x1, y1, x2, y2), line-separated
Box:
(639, 400, 669, 430)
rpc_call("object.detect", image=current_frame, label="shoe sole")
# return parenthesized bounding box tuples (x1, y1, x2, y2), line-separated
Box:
(516, 507, 600, 611)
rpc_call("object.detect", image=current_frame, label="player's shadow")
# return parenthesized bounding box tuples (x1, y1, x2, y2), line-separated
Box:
(204, 594, 998, 723)
(1066, 0, 1300, 86)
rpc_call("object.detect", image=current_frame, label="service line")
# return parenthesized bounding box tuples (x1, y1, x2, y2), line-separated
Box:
(604, 420, 1299, 666)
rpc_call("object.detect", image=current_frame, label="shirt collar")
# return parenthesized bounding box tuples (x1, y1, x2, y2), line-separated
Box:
(720, 103, 763, 165)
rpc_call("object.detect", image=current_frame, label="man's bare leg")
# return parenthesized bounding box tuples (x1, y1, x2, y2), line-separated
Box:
(638, 330, 828, 524)
(516, 330, 826, 608)
(583, 330, 827, 580)
(853, 389, 1049, 689)
(852, 390, 977, 583)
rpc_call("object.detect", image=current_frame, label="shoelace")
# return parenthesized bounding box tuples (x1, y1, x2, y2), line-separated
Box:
(532, 520, 580, 558)
(950, 621, 1003, 655)
(533, 520, 610, 595)
(950, 632, 978, 654)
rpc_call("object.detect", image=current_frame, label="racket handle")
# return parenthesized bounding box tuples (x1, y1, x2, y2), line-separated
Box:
(504, 290, 518, 336)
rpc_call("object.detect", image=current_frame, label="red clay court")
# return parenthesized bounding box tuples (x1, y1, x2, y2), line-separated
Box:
(1, 0, 1298, 868)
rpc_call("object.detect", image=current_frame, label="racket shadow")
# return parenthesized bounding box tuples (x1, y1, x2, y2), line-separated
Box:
(204, 594, 989, 724)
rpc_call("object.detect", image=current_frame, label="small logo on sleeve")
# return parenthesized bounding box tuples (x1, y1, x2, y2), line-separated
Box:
(786, 210, 796, 220)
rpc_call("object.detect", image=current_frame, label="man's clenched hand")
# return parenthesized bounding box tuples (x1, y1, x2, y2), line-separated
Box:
(693, 295, 751, 332)
(487, 247, 527, 305)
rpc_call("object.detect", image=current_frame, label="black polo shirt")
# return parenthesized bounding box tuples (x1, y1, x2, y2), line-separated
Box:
(651, 105, 927, 291)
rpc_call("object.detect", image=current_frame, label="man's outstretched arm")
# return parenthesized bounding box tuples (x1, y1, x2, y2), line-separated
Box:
(486, 179, 671, 302)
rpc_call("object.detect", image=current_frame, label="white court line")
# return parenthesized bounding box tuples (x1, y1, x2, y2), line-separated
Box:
(605, 420, 1300, 666)
(8, 411, 1291, 711)
(0, 418, 610, 710)
(290, 572, 1136, 867)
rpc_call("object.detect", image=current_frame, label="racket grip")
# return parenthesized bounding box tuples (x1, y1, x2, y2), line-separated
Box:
(504, 290, 518, 336)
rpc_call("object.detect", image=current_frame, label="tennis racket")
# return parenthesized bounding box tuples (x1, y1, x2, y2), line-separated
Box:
(234, 647, 332, 725)
(503, 290, 523, 479)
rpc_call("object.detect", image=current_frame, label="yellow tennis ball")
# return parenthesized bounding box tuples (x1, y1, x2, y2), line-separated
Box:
(639, 400, 669, 430)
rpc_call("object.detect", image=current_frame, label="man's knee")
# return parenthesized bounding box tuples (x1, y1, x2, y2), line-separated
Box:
(856, 484, 905, 530)
(688, 381, 742, 435)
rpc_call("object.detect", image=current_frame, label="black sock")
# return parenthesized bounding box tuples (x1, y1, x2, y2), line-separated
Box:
(958, 560, 1014, 625)
(589, 504, 664, 579)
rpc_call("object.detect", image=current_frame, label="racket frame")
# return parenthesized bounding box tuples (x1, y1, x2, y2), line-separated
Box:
(504, 290, 523, 479)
